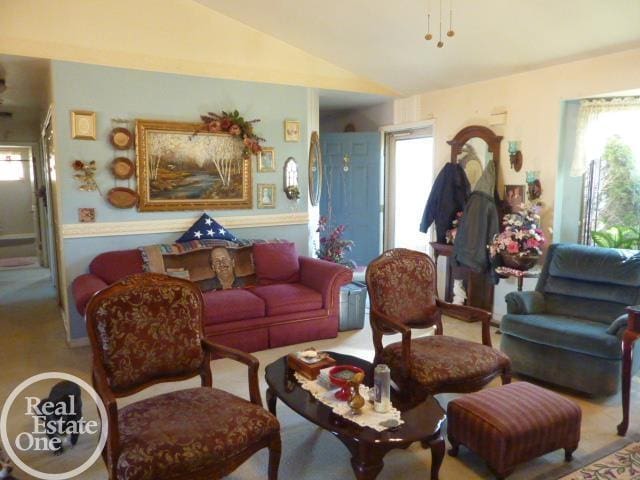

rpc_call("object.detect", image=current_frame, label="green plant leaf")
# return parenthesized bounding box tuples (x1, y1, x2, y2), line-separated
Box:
(591, 230, 615, 248)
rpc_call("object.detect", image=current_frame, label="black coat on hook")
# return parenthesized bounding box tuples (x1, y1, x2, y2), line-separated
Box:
(420, 163, 470, 243)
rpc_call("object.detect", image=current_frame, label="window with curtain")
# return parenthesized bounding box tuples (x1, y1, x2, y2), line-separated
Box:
(571, 97, 640, 246)
(0, 154, 25, 181)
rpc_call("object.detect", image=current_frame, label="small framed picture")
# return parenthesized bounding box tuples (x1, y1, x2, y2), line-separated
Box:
(257, 148, 276, 172)
(71, 111, 96, 140)
(257, 183, 276, 208)
(284, 120, 301, 142)
(78, 207, 96, 223)
(504, 184, 525, 212)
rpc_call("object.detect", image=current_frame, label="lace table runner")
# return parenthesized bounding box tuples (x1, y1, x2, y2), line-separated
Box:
(294, 370, 404, 432)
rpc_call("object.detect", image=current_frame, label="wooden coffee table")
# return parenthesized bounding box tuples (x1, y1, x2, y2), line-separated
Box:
(265, 352, 446, 480)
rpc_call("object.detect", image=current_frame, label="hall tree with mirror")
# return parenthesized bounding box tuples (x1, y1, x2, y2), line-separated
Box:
(425, 125, 503, 321)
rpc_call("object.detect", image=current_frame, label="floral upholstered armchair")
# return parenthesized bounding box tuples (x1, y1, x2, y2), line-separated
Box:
(85, 273, 281, 480)
(366, 249, 511, 402)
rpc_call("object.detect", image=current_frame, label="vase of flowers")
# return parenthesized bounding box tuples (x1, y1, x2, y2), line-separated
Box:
(489, 204, 546, 270)
(316, 216, 356, 269)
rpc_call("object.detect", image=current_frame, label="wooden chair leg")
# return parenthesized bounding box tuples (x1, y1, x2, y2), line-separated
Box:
(268, 433, 282, 480)
(448, 435, 460, 457)
(564, 446, 577, 461)
(501, 367, 512, 385)
(618, 333, 635, 436)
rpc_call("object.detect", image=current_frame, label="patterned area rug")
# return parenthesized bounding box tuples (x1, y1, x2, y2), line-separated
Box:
(560, 442, 640, 479)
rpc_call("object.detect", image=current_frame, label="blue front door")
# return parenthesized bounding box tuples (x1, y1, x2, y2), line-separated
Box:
(320, 132, 381, 267)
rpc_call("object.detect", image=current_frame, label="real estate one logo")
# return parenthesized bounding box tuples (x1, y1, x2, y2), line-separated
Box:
(0, 372, 108, 480)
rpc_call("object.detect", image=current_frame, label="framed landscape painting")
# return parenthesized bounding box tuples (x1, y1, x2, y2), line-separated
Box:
(136, 120, 252, 211)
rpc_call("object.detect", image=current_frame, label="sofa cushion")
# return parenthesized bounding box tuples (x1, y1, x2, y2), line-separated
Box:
(251, 284, 322, 316)
(90, 249, 144, 284)
(501, 313, 621, 360)
(543, 293, 627, 325)
(253, 242, 300, 285)
(544, 276, 639, 306)
(203, 289, 265, 325)
(548, 244, 640, 287)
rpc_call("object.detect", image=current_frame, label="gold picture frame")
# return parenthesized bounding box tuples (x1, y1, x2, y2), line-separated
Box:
(71, 111, 96, 140)
(257, 147, 276, 172)
(136, 119, 252, 211)
(284, 120, 301, 142)
(257, 183, 276, 209)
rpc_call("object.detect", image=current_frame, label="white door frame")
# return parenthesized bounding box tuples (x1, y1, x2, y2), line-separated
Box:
(0, 142, 40, 259)
(379, 120, 436, 250)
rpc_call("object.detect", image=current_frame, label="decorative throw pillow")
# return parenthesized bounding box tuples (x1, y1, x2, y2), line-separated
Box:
(176, 213, 238, 243)
(253, 242, 300, 285)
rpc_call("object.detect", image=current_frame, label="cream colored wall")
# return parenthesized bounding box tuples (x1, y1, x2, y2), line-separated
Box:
(395, 47, 640, 237)
(0, 0, 395, 96)
(394, 47, 640, 317)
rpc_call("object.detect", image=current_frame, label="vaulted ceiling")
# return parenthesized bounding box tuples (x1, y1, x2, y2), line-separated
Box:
(196, 0, 640, 96)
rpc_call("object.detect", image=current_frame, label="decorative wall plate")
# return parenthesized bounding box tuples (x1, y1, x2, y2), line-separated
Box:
(110, 127, 134, 150)
(106, 187, 138, 208)
(111, 157, 135, 179)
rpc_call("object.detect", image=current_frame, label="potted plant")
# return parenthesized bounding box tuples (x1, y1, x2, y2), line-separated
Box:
(315, 216, 356, 269)
(489, 204, 546, 270)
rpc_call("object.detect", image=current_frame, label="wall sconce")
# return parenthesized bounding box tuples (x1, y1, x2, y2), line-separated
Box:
(342, 154, 351, 172)
(508, 141, 523, 172)
(283, 157, 300, 200)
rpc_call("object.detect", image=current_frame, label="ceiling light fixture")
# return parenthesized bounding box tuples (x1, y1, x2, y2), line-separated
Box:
(424, 0, 455, 48)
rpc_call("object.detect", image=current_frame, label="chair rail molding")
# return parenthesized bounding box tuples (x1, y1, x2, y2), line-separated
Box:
(62, 212, 309, 238)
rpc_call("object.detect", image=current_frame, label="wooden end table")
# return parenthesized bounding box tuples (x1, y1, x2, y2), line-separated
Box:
(265, 352, 446, 480)
(617, 306, 640, 436)
(495, 266, 541, 292)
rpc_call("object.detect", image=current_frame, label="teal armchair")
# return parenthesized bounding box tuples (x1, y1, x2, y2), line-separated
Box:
(500, 243, 640, 396)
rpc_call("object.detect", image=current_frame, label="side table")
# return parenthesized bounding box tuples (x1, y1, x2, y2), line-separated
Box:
(617, 305, 640, 436)
(495, 266, 541, 292)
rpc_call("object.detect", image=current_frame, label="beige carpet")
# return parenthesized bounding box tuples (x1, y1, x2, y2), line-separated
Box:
(2, 267, 640, 479)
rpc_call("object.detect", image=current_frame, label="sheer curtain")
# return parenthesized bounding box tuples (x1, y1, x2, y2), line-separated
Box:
(571, 97, 640, 177)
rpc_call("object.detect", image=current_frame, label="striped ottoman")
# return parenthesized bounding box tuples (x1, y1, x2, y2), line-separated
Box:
(447, 382, 581, 479)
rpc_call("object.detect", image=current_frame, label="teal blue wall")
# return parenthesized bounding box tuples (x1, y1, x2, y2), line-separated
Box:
(52, 61, 311, 339)
(553, 100, 583, 243)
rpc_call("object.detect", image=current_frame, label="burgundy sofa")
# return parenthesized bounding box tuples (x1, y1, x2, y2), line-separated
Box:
(72, 244, 353, 352)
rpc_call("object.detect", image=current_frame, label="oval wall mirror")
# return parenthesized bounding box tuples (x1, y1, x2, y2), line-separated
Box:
(309, 131, 322, 206)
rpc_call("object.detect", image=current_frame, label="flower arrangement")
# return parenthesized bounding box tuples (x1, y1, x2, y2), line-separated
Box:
(198, 110, 265, 157)
(489, 203, 546, 259)
(315, 216, 356, 269)
(445, 211, 464, 244)
(72, 160, 98, 191)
